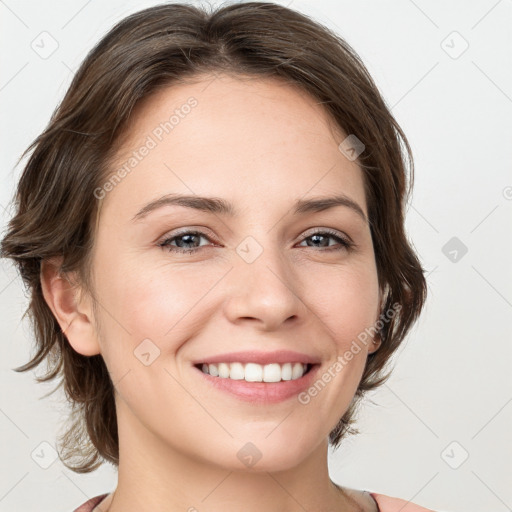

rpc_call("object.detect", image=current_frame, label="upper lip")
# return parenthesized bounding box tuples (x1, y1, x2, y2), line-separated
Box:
(192, 350, 321, 366)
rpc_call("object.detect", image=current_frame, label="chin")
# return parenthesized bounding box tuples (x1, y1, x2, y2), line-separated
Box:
(216, 435, 321, 473)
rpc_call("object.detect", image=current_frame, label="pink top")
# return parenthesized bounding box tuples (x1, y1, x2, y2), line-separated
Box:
(369, 492, 434, 511)
(73, 491, 435, 511)
(73, 493, 109, 512)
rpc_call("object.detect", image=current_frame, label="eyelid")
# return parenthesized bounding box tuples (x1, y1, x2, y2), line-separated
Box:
(156, 226, 218, 245)
(300, 226, 353, 244)
(157, 226, 352, 247)
(157, 226, 356, 257)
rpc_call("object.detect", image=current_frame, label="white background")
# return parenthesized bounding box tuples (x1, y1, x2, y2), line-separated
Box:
(1, 1, 511, 511)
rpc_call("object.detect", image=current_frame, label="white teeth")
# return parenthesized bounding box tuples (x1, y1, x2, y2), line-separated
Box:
(229, 362, 245, 380)
(199, 362, 309, 382)
(263, 363, 281, 382)
(281, 363, 292, 381)
(245, 362, 263, 382)
(292, 362, 307, 379)
(218, 362, 230, 378)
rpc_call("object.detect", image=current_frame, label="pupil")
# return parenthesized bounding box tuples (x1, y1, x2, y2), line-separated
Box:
(178, 234, 197, 248)
(311, 234, 326, 247)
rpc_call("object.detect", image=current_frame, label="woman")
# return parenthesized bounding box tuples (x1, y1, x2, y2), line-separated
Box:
(1, 2, 434, 511)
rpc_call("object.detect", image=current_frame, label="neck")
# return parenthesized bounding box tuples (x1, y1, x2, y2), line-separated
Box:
(103, 399, 363, 512)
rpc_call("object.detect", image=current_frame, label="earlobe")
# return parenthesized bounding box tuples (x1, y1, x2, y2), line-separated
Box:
(40, 257, 101, 356)
(369, 337, 382, 354)
(368, 332, 381, 355)
(368, 285, 387, 355)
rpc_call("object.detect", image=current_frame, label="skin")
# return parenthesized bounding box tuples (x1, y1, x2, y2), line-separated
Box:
(41, 73, 382, 512)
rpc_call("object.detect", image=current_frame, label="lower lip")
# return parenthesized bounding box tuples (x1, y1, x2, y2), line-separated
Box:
(192, 364, 321, 404)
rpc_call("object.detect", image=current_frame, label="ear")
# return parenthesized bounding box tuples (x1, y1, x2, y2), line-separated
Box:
(40, 256, 101, 356)
(368, 284, 387, 355)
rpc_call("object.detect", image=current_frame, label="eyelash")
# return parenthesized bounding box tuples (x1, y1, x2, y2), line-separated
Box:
(157, 229, 354, 255)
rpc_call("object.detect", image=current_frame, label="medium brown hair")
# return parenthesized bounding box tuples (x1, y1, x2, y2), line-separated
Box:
(1, 1, 427, 473)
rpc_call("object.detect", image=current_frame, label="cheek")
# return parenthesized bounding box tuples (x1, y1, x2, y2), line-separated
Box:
(95, 245, 379, 371)
(301, 261, 380, 349)
(95, 258, 221, 349)
(298, 264, 378, 422)
(92, 262, 207, 396)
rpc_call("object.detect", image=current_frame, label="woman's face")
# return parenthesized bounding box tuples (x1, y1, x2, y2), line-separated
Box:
(88, 73, 381, 471)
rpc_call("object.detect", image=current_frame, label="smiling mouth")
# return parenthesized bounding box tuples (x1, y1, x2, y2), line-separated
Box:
(194, 362, 315, 383)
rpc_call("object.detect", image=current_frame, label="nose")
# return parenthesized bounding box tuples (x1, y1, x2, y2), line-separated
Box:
(223, 242, 304, 331)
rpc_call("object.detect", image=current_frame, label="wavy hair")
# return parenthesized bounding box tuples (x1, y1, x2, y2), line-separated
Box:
(1, 1, 427, 473)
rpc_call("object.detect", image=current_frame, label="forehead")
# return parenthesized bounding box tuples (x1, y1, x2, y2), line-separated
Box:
(99, 73, 367, 222)
(120, 72, 345, 153)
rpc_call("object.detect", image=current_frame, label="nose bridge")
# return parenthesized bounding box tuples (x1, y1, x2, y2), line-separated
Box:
(225, 232, 303, 327)
(238, 234, 287, 287)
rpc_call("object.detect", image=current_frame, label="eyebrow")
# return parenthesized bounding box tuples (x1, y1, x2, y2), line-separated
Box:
(131, 193, 368, 224)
